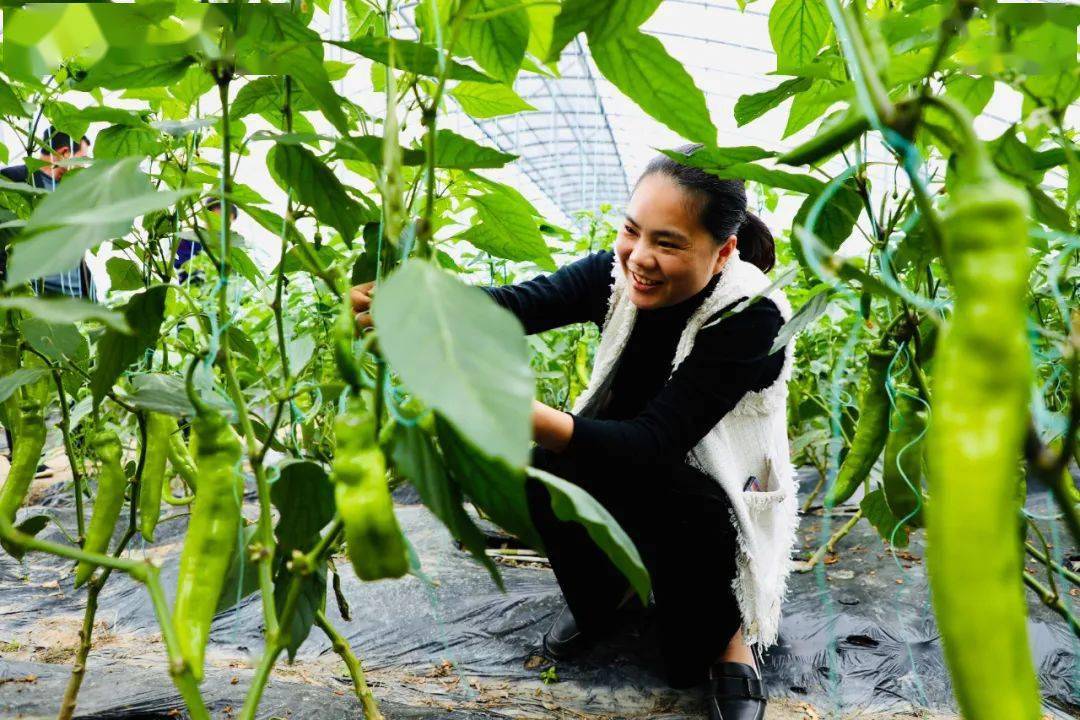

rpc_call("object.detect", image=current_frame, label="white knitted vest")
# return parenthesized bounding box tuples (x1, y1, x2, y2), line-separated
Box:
(571, 250, 799, 648)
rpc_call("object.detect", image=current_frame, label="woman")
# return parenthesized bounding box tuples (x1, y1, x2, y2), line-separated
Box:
(351, 146, 798, 720)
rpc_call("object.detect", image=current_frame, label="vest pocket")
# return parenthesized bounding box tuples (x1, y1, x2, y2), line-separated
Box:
(741, 458, 788, 520)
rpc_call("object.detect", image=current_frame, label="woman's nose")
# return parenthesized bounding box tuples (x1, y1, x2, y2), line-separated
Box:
(629, 242, 655, 270)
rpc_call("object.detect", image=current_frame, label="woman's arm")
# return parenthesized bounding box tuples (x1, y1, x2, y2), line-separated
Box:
(537, 297, 786, 461)
(481, 251, 614, 334)
(350, 251, 615, 334)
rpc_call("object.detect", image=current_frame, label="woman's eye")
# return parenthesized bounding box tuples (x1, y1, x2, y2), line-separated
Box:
(623, 225, 636, 235)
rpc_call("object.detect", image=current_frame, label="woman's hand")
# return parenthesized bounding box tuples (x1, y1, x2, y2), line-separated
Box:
(532, 399, 574, 453)
(350, 281, 376, 330)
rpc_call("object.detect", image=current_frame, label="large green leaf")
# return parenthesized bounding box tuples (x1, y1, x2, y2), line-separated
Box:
(784, 80, 836, 138)
(372, 261, 533, 468)
(124, 372, 234, 419)
(388, 422, 502, 589)
(337, 135, 426, 167)
(89, 285, 168, 407)
(6, 158, 194, 288)
(591, 30, 716, 145)
(450, 81, 535, 118)
(0, 368, 49, 405)
(527, 466, 651, 604)
(269, 144, 372, 244)
(94, 125, 165, 160)
(735, 77, 812, 127)
(330, 37, 498, 83)
(22, 318, 88, 366)
(0, 78, 28, 118)
(547, 0, 662, 62)
(0, 296, 129, 333)
(462, 190, 554, 269)
(459, 0, 529, 83)
(792, 177, 863, 250)
(262, 42, 352, 136)
(75, 47, 196, 91)
(435, 416, 541, 550)
(661, 145, 776, 170)
(768, 0, 831, 69)
(429, 130, 517, 169)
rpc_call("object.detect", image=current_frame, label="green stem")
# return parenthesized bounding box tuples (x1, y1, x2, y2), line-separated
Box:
(50, 366, 85, 543)
(798, 508, 864, 573)
(314, 609, 384, 720)
(1022, 572, 1080, 641)
(1024, 542, 1080, 587)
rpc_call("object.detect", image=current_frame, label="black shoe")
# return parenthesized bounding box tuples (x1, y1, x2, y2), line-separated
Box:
(705, 653, 766, 720)
(541, 604, 586, 660)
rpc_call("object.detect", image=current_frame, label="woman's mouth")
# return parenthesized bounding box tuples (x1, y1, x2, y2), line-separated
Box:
(630, 270, 662, 291)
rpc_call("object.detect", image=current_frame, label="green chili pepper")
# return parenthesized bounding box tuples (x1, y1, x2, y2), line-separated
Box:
(0, 313, 20, 442)
(75, 430, 127, 587)
(334, 297, 364, 392)
(882, 390, 926, 527)
(924, 94, 1041, 720)
(0, 396, 45, 557)
(333, 397, 408, 581)
(778, 109, 869, 166)
(172, 408, 243, 682)
(138, 413, 175, 542)
(824, 347, 894, 507)
(167, 430, 198, 494)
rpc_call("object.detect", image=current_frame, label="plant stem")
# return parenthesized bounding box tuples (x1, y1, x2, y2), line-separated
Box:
(50, 366, 85, 542)
(1024, 542, 1080, 587)
(1023, 572, 1080, 641)
(56, 575, 101, 720)
(798, 508, 864, 573)
(315, 609, 384, 720)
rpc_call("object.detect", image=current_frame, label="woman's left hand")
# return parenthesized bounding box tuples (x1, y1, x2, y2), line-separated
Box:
(532, 399, 573, 453)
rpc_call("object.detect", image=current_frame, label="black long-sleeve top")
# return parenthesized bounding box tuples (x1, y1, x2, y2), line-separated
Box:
(482, 251, 785, 467)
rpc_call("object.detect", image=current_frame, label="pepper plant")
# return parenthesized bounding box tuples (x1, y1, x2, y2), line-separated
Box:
(0, 2, 1077, 720)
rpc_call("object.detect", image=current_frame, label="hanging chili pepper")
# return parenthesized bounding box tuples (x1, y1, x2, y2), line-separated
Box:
(0, 313, 20, 442)
(74, 429, 127, 587)
(172, 407, 243, 682)
(824, 347, 894, 507)
(882, 390, 926, 526)
(334, 297, 364, 392)
(923, 94, 1041, 720)
(167, 429, 198, 494)
(138, 413, 176, 542)
(0, 396, 45, 557)
(333, 396, 408, 581)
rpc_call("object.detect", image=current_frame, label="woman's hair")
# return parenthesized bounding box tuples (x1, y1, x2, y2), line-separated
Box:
(637, 143, 775, 273)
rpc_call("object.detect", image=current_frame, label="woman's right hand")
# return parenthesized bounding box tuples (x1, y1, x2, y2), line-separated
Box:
(350, 281, 376, 329)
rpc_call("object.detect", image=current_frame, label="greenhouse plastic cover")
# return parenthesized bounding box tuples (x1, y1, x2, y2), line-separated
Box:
(1, 465, 1078, 719)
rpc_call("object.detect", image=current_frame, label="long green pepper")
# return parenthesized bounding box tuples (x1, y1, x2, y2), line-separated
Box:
(824, 347, 893, 507)
(881, 390, 926, 526)
(138, 413, 176, 541)
(0, 396, 45, 557)
(75, 430, 127, 587)
(333, 397, 408, 582)
(924, 95, 1041, 720)
(172, 409, 243, 683)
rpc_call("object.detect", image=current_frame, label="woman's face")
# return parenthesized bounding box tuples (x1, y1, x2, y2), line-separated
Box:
(615, 173, 736, 310)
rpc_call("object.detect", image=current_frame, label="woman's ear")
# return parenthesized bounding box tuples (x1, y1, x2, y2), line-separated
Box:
(711, 234, 738, 274)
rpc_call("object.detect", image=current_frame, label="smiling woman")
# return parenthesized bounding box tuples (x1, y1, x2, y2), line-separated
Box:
(477, 146, 794, 720)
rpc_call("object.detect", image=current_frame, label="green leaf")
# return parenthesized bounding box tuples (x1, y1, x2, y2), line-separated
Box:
(271, 459, 335, 661)
(0, 368, 49, 404)
(792, 178, 863, 250)
(269, 144, 371, 244)
(0, 296, 130, 333)
(860, 488, 909, 549)
(106, 257, 144, 292)
(591, 30, 716, 145)
(784, 80, 835, 138)
(768, 0, 831, 69)
(124, 372, 234, 420)
(527, 466, 651, 604)
(660, 145, 776, 170)
(459, 0, 529, 83)
(330, 37, 498, 83)
(1026, 184, 1071, 232)
(462, 190, 554, 269)
(735, 77, 812, 127)
(263, 42, 352, 136)
(429, 130, 517, 169)
(216, 525, 260, 614)
(89, 285, 168, 407)
(95, 125, 165, 160)
(0, 78, 28, 118)
(6, 158, 195, 288)
(75, 47, 196, 91)
(770, 287, 831, 353)
(450, 81, 535, 118)
(435, 416, 541, 549)
(373, 261, 533, 468)
(707, 163, 825, 195)
(547, 0, 662, 62)
(943, 74, 994, 118)
(7, 515, 50, 561)
(337, 135, 426, 167)
(388, 422, 502, 589)
(22, 318, 88, 366)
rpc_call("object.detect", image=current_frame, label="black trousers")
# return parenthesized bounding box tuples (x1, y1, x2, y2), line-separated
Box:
(526, 446, 743, 688)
